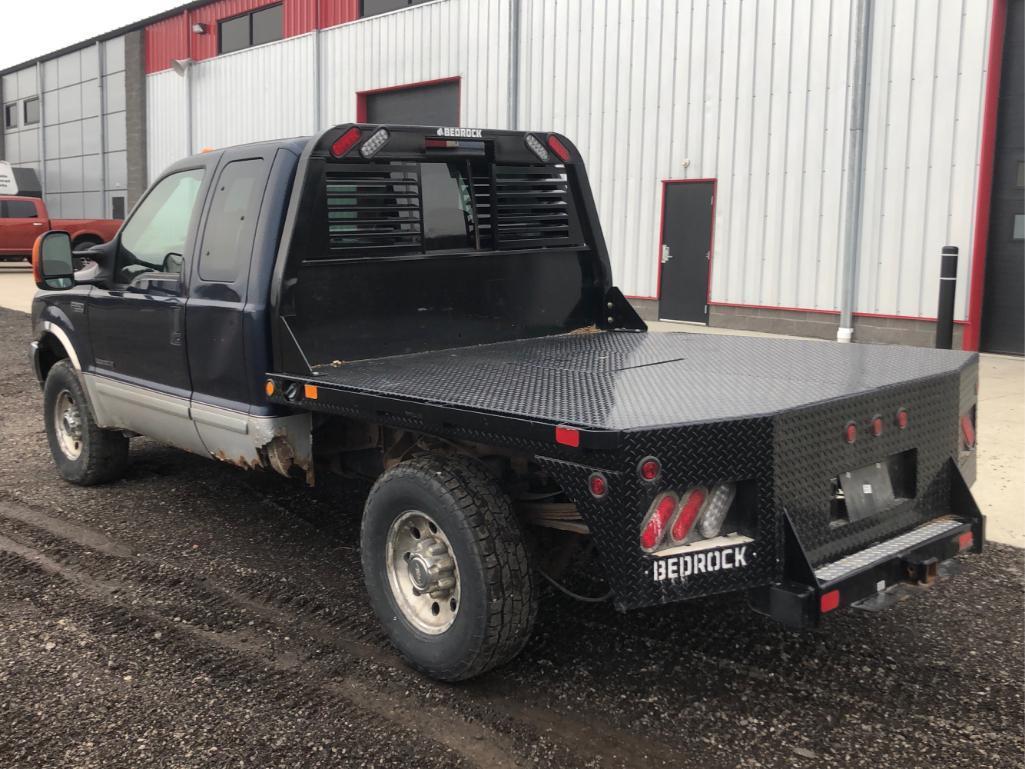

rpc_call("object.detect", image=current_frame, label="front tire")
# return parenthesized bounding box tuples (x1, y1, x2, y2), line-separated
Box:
(361, 454, 538, 681)
(43, 360, 129, 485)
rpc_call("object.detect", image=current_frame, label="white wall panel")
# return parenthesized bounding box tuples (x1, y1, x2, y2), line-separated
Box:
(146, 69, 186, 180)
(139, 0, 993, 321)
(191, 35, 316, 152)
(319, 0, 508, 128)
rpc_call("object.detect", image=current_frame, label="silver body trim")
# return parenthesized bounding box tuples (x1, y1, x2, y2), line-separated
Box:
(82, 373, 313, 477)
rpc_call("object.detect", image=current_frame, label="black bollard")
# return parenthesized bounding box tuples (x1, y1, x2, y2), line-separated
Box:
(935, 246, 958, 349)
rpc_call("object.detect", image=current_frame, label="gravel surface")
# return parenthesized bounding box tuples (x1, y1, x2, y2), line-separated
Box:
(0, 306, 1022, 768)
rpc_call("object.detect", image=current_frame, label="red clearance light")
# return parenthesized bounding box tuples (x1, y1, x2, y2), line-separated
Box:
(844, 421, 858, 444)
(638, 457, 661, 482)
(820, 590, 840, 613)
(331, 127, 362, 158)
(871, 416, 884, 438)
(547, 134, 571, 162)
(588, 472, 608, 499)
(961, 414, 976, 449)
(640, 493, 677, 552)
(670, 487, 707, 543)
(958, 531, 973, 551)
(896, 408, 909, 430)
(555, 425, 580, 447)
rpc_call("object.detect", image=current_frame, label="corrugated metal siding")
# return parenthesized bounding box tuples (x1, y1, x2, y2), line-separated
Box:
(191, 35, 315, 150)
(319, 0, 508, 127)
(145, 0, 360, 73)
(146, 69, 187, 181)
(143, 0, 992, 320)
(856, 0, 992, 320)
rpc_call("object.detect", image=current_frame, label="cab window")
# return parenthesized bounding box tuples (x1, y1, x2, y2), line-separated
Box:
(117, 169, 205, 283)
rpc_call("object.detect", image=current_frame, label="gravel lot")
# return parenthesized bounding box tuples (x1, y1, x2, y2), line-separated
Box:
(0, 306, 1022, 769)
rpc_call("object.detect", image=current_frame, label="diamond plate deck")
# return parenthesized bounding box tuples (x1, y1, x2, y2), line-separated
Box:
(309, 331, 974, 430)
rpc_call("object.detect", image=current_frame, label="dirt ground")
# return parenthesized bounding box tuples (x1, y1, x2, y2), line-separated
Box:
(0, 306, 1022, 769)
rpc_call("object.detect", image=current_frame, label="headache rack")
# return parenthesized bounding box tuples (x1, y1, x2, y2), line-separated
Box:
(321, 157, 583, 259)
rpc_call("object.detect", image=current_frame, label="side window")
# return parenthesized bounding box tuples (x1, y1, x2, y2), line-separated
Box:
(199, 159, 265, 282)
(4, 200, 38, 218)
(117, 168, 205, 282)
(420, 162, 474, 251)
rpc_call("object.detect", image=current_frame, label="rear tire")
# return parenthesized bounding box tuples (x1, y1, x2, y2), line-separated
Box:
(361, 453, 537, 681)
(43, 361, 129, 485)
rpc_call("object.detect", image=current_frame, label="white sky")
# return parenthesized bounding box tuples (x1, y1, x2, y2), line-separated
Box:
(1, 0, 183, 71)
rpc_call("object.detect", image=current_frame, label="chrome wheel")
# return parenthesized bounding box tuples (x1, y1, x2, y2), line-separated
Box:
(53, 390, 83, 460)
(385, 510, 460, 635)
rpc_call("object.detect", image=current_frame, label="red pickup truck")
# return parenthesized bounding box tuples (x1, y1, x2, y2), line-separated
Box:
(0, 196, 121, 262)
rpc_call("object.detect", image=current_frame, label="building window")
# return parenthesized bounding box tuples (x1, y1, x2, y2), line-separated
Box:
(3, 103, 17, 129)
(361, 0, 432, 18)
(1014, 214, 1024, 241)
(111, 196, 126, 220)
(23, 97, 39, 125)
(218, 3, 283, 54)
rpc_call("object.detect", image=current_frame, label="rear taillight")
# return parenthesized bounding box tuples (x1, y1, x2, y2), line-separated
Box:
(640, 493, 678, 552)
(588, 472, 608, 499)
(547, 134, 571, 162)
(640, 483, 738, 553)
(669, 488, 707, 543)
(331, 126, 362, 158)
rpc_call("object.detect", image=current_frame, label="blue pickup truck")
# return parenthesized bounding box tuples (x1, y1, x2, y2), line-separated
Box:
(29, 124, 984, 681)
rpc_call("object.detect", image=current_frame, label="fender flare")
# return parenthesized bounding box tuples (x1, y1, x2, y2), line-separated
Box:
(38, 320, 82, 371)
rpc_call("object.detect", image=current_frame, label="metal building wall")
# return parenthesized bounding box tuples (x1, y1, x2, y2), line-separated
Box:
(2, 38, 130, 219)
(142, 0, 992, 321)
(517, 0, 989, 320)
(318, 0, 509, 127)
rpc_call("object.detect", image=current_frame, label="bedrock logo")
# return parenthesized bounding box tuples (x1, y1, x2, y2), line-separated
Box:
(436, 127, 483, 138)
(652, 544, 749, 582)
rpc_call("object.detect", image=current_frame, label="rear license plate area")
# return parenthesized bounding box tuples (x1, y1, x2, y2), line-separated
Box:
(831, 449, 917, 525)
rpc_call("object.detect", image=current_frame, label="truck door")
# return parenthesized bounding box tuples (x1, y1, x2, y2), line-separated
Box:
(87, 166, 211, 453)
(0, 198, 46, 256)
(185, 152, 270, 445)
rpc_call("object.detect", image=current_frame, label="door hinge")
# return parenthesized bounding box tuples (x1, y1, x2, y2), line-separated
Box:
(661, 244, 673, 264)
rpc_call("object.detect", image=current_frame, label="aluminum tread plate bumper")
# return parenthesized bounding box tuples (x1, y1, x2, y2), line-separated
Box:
(814, 518, 965, 584)
(302, 330, 974, 431)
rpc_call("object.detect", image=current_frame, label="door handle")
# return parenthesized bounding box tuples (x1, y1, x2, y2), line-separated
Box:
(661, 244, 673, 264)
(31, 222, 44, 226)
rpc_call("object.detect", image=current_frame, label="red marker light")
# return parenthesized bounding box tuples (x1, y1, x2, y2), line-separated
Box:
(331, 127, 362, 158)
(871, 416, 884, 438)
(670, 487, 707, 543)
(555, 425, 580, 447)
(844, 421, 858, 444)
(638, 457, 661, 482)
(896, 408, 909, 430)
(547, 134, 571, 162)
(640, 493, 677, 552)
(961, 415, 976, 449)
(820, 590, 840, 613)
(588, 472, 608, 499)
(958, 531, 973, 551)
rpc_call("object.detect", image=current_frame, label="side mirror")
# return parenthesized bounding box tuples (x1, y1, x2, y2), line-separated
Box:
(32, 231, 75, 291)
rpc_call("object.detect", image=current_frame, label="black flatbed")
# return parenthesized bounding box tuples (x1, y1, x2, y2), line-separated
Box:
(300, 331, 974, 432)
